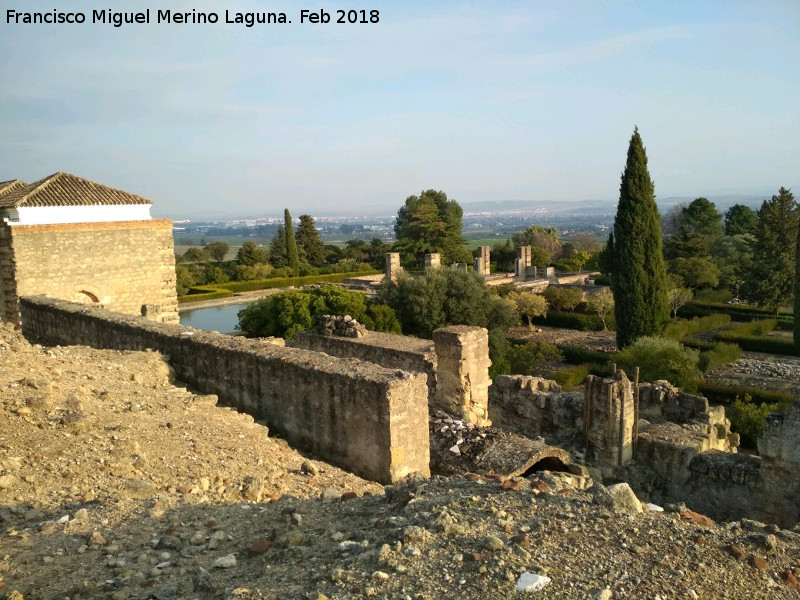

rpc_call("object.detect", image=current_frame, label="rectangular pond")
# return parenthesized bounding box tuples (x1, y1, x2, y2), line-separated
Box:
(179, 302, 254, 334)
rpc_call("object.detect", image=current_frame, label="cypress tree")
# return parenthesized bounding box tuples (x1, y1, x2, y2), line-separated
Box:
(612, 127, 669, 348)
(284, 209, 300, 276)
(795, 210, 800, 345)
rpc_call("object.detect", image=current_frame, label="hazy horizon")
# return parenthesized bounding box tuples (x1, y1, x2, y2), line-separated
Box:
(2, 1, 798, 217)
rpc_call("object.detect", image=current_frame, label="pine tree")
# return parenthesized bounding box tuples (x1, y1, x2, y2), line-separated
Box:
(284, 209, 300, 276)
(746, 188, 797, 314)
(295, 214, 326, 267)
(611, 127, 669, 349)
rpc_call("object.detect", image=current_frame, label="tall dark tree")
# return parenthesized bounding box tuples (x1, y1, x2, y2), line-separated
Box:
(269, 225, 288, 268)
(205, 241, 230, 264)
(237, 241, 269, 266)
(611, 128, 669, 348)
(394, 190, 472, 265)
(744, 188, 797, 314)
(295, 214, 326, 267)
(795, 210, 800, 345)
(724, 204, 758, 236)
(664, 197, 722, 259)
(284, 209, 300, 276)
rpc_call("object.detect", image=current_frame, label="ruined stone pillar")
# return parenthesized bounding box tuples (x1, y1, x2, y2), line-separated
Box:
(385, 252, 402, 283)
(583, 370, 635, 467)
(425, 253, 441, 270)
(432, 325, 492, 426)
(477, 246, 491, 276)
(515, 246, 531, 281)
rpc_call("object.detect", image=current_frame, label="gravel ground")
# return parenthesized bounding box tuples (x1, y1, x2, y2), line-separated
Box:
(0, 323, 798, 600)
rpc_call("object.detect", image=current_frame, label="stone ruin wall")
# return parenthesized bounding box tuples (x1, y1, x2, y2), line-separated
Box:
(488, 375, 584, 443)
(292, 323, 492, 427)
(583, 371, 636, 468)
(292, 328, 438, 399)
(0, 219, 178, 326)
(19, 296, 430, 484)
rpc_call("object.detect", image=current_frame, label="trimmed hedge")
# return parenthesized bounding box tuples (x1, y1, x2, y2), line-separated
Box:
(178, 287, 235, 303)
(695, 380, 795, 406)
(712, 319, 800, 356)
(678, 301, 793, 325)
(178, 271, 380, 303)
(663, 314, 731, 340)
(557, 345, 614, 365)
(697, 342, 741, 373)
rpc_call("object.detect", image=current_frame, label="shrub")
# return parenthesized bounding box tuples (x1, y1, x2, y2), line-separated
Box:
(543, 286, 584, 312)
(728, 395, 790, 449)
(508, 341, 563, 376)
(694, 381, 794, 406)
(712, 319, 800, 356)
(698, 342, 741, 372)
(615, 336, 701, 390)
(549, 365, 589, 390)
(593, 274, 612, 286)
(546, 362, 612, 390)
(662, 314, 731, 340)
(236, 284, 400, 339)
(558, 345, 613, 365)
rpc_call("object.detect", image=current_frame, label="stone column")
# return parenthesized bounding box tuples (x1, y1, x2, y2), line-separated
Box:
(515, 246, 532, 281)
(433, 325, 492, 426)
(385, 252, 402, 283)
(583, 370, 635, 467)
(425, 253, 441, 270)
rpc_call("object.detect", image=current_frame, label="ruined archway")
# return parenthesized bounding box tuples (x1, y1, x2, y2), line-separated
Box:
(73, 290, 99, 304)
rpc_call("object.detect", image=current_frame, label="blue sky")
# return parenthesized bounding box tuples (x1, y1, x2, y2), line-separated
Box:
(1, 1, 798, 218)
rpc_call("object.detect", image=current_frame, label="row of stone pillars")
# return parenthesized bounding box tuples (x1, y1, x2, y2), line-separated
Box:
(384, 246, 556, 282)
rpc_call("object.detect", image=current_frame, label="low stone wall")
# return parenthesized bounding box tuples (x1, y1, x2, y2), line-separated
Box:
(488, 376, 583, 443)
(293, 324, 492, 426)
(292, 329, 437, 398)
(20, 296, 430, 484)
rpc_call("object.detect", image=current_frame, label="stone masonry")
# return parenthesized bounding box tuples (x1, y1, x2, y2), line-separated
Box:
(424, 253, 441, 269)
(20, 296, 431, 484)
(293, 322, 492, 426)
(432, 326, 492, 427)
(474, 246, 490, 276)
(0, 219, 178, 325)
(583, 370, 635, 467)
(385, 252, 402, 283)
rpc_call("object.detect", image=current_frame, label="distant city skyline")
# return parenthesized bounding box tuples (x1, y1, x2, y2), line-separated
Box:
(2, 1, 797, 218)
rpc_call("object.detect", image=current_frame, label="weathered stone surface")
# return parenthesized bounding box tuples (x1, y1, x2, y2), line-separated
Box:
(591, 483, 643, 515)
(19, 296, 430, 484)
(489, 375, 583, 442)
(583, 371, 635, 467)
(759, 400, 800, 466)
(433, 326, 492, 426)
(0, 219, 177, 325)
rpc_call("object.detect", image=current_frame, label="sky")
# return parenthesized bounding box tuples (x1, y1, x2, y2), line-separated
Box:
(1, 1, 798, 218)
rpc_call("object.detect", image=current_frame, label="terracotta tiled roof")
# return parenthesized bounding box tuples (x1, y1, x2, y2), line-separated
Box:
(0, 179, 28, 198)
(0, 172, 153, 209)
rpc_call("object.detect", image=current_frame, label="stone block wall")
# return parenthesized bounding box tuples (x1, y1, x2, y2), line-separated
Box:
(292, 329, 438, 398)
(0, 219, 177, 326)
(583, 370, 635, 467)
(488, 375, 584, 442)
(293, 324, 492, 426)
(433, 326, 492, 426)
(385, 252, 402, 282)
(20, 296, 431, 484)
(424, 253, 441, 270)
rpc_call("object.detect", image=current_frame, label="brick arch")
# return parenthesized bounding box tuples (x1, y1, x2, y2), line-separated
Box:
(71, 284, 106, 305)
